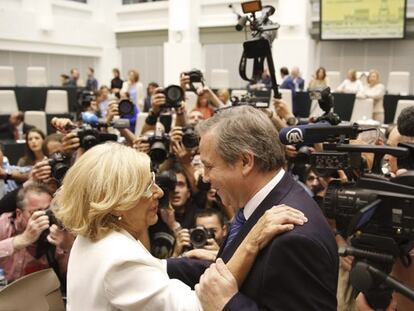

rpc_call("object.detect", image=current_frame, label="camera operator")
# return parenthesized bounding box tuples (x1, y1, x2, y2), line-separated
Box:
(176, 209, 228, 261)
(0, 184, 73, 283)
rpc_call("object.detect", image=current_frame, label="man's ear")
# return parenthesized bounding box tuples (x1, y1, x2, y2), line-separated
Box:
(240, 152, 255, 176)
(15, 208, 22, 219)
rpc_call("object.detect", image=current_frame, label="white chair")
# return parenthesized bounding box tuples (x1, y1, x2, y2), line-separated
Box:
(0, 66, 16, 86)
(0, 90, 19, 114)
(393, 99, 414, 124)
(24, 111, 47, 134)
(326, 71, 341, 90)
(231, 89, 248, 100)
(387, 71, 410, 95)
(185, 91, 198, 112)
(26, 66, 47, 86)
(350, 98, 374, 123)
(210, 69, 230, 89)
(45, 90, 68, 113)
(135, 112, 148, 135)
(279, 89, 293, 114)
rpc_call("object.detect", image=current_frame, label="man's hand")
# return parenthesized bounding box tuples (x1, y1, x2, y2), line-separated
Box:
(285, 145, 298, 158)
(272, 98, 293, 120)
(172, 228, 191, 257)
(203, 238, 220, 252)
(172, 140, 192, 164)
(159, 205, 180, 232)
(195, 258, 238, 311)
(13, 211, 49, 250)
(51, 117, 75, 134)
(47, 224, 74, 251)
(170, 126, 183, 143)
(62, 132, 80, 156)
(336, 235, 354, 271)
(106, 101, 119, 124)
(151, 88, 166, 115)
(180, 73, 190, 93)
(133, 136, 150, 154)
(30, 158, 52, 183)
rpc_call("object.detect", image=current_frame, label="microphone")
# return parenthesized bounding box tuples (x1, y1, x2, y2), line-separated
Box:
(278, 123, 331, 145)
(278, 123, 361, 145)
(81, 112, 130, 129)
(81, 111, 99, 125)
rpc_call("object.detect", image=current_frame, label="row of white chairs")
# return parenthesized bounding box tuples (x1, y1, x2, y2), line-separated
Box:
(0, 66, 48, 87)
(0, 90, 68, 114)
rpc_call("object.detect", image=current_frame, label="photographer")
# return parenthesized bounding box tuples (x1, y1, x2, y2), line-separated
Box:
(176, 209, 228, 261)
(0, 184, 73, 283)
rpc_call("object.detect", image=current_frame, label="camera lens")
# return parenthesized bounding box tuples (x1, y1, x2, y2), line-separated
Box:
(165, 85, 184, 104)
(118, 99, 134, 116)
(149, 141, 168, 164)
(190, 228, 208, 248)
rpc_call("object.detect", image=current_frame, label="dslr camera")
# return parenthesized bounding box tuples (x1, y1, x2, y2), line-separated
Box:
(182, 125, 199, 149)
(183, 69, 204, 93)
(146, 129, 170, 165)
(48, 152, 71, 183)
(157, 85, 184, 109)
(118, 99, 135, 117)
(190, 226, 215, 248)
(155, 170, 177, 209)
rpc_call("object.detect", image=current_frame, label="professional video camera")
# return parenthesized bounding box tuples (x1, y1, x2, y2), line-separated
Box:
(230, 0, 281, 99)
(48, 152, 71, 183)
(229, 93, 270, 109)
(189, 226, 215, 249)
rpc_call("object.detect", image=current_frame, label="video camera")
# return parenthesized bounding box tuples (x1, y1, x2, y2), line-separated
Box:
(231, 0, 281, 99)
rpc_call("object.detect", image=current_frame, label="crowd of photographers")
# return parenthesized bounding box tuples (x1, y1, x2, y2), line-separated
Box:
(0, 65, 413, 310)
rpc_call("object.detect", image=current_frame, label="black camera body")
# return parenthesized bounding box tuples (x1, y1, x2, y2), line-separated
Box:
(118, 99, 135, 117)
(146, 130, 170, 165)
(158, 85, 184, 109)
(190, 226, 215, 248)
(75, 124, 118, 151)
(48, 152, 71, 183)
(183, 69, 204, 93)
(182, 125, 199, 149)
(155, 170, 177, 209)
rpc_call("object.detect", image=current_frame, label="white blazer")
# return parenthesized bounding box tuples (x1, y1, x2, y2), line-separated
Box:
(67, 229, 202, 311)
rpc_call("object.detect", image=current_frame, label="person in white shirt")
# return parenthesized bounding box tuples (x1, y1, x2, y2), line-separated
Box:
(336, 69, 363, 94)
(53, 142, 306, 311)
(357, 69, 386, 122)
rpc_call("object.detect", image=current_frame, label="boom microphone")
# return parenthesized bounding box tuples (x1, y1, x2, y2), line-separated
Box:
(278, 123, 361, 145)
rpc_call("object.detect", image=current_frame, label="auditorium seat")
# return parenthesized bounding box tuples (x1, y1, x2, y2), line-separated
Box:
(350, 98, 374, 122)
(45, 90, 69, 113)
(394, 99, 414, 124)
(135, 112, 148, 135)
(0, 269, 65, 311)
(387, 71, 410, 95)
(326, 71, 340, 90)
(185, 91, 198, 112)
(0, 90, 19, 114)
(0, 66, 16, 86)
(26, 66, 47, 87)
(24, 111, 47, 134)
(210, 69, 230, 89)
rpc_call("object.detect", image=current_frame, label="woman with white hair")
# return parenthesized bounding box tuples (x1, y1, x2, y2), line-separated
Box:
(53, 142, 307, 310)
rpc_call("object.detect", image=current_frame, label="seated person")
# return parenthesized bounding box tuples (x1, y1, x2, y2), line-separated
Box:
(143, 82, 159, 112)
(17, 128, 46, 167)
(0, 184, 73, 284)
(336, 69, 363, 94)
(0, 111, 34, 141)
(308, 67, 328, 90)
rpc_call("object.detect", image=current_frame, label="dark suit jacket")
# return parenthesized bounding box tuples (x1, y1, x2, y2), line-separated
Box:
(167, 172, 338, 310)
(0, 123, 34, 140)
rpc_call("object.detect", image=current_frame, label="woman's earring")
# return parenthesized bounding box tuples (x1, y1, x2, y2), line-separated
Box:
(117, 216, 122, 221)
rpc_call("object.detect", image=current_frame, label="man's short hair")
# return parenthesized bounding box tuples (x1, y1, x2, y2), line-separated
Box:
(280, 67, 289, 76)
(42, 133, 63, 157)
(197, 106, 285, 172)
(397, 106, 414, 137)
(16, 184, 52, 211)
(195, 209, 225, 227)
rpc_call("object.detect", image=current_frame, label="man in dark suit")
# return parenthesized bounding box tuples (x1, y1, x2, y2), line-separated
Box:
(167, 105, 338, 310)
(280, 66, 305, 116)
(0, 111, 34, 141)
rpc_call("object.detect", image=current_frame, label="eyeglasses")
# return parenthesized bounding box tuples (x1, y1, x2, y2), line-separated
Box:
(142, 172, 156, 198)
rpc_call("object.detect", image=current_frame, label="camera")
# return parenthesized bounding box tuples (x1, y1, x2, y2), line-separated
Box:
(75, 125, 118, 151)
(35, 209, 59, 259)
(48, 152, 71, 183)
(158, 85, 184, 109)
(146, 129, 170, 165)
(155, 170, 177, 209)
(118, 99, 134, 117)
(182, 125, 199, 149)
(183, 69, 204, 93)
(190, 226, 215, 248)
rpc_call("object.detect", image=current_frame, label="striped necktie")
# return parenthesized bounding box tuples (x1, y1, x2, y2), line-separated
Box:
(223, 208, 246, 252)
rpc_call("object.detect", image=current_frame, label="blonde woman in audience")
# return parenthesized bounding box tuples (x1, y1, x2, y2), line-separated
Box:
(216, 88, 231, 106)
(308, 67, 328, 90)
(358, 69, 386, 122)
(336, 69, 363, 94)
(121, 69, 145, 111)
(54, 142, 307, 310)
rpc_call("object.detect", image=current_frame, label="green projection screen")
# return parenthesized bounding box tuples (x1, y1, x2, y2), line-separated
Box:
(320, 0, 406, 40)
